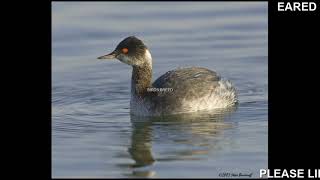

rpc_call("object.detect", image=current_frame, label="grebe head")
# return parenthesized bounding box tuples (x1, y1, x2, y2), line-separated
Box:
(98, 36, 152, 67)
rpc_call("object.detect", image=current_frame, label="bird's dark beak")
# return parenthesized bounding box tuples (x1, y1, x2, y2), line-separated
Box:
(97, 50, 117, 59)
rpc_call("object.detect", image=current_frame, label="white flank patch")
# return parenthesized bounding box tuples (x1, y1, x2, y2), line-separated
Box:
(180, 80, 238, 112)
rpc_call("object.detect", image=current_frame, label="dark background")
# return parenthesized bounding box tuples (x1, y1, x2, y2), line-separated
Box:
(269, 0, 319, 170)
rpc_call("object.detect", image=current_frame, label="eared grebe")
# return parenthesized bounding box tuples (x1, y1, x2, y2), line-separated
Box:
(98, 36, 238, 116)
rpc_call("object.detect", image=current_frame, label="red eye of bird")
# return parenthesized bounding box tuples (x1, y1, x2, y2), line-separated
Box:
(122, 48, 129, 54)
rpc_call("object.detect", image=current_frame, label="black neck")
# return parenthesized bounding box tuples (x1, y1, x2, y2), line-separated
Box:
(131, 64, 152, 97)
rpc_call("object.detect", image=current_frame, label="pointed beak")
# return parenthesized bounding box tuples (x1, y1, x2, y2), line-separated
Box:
(97, 50, 117, 60)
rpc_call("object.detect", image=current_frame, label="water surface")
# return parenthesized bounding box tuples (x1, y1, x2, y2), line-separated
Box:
(52, 2, 268, 178)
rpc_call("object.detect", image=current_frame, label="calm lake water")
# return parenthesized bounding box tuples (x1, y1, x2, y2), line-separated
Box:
(52, 2, 268, 178)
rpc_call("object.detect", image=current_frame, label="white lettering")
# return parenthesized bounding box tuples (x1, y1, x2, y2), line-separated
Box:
(278, 2, 318, 11)
(285, 3, 293, 11)
(297, 169, 304, 178)
(310, 2, 317, 11)
(260, 169, 306, 178)
(259, 169, 267, 178)
(274, 169, 281, 178)
(308, 169, 320, 178)
(302, 2, 308, 11)
(278, 2, 285, 11)
(293, 2, 301, 11)
(282, 170, 289, 178)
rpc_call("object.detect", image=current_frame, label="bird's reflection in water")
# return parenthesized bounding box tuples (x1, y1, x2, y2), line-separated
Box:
(125, 107, 237, 178)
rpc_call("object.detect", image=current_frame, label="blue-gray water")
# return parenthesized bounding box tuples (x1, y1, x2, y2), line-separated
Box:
(52, 2, 268, 178)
